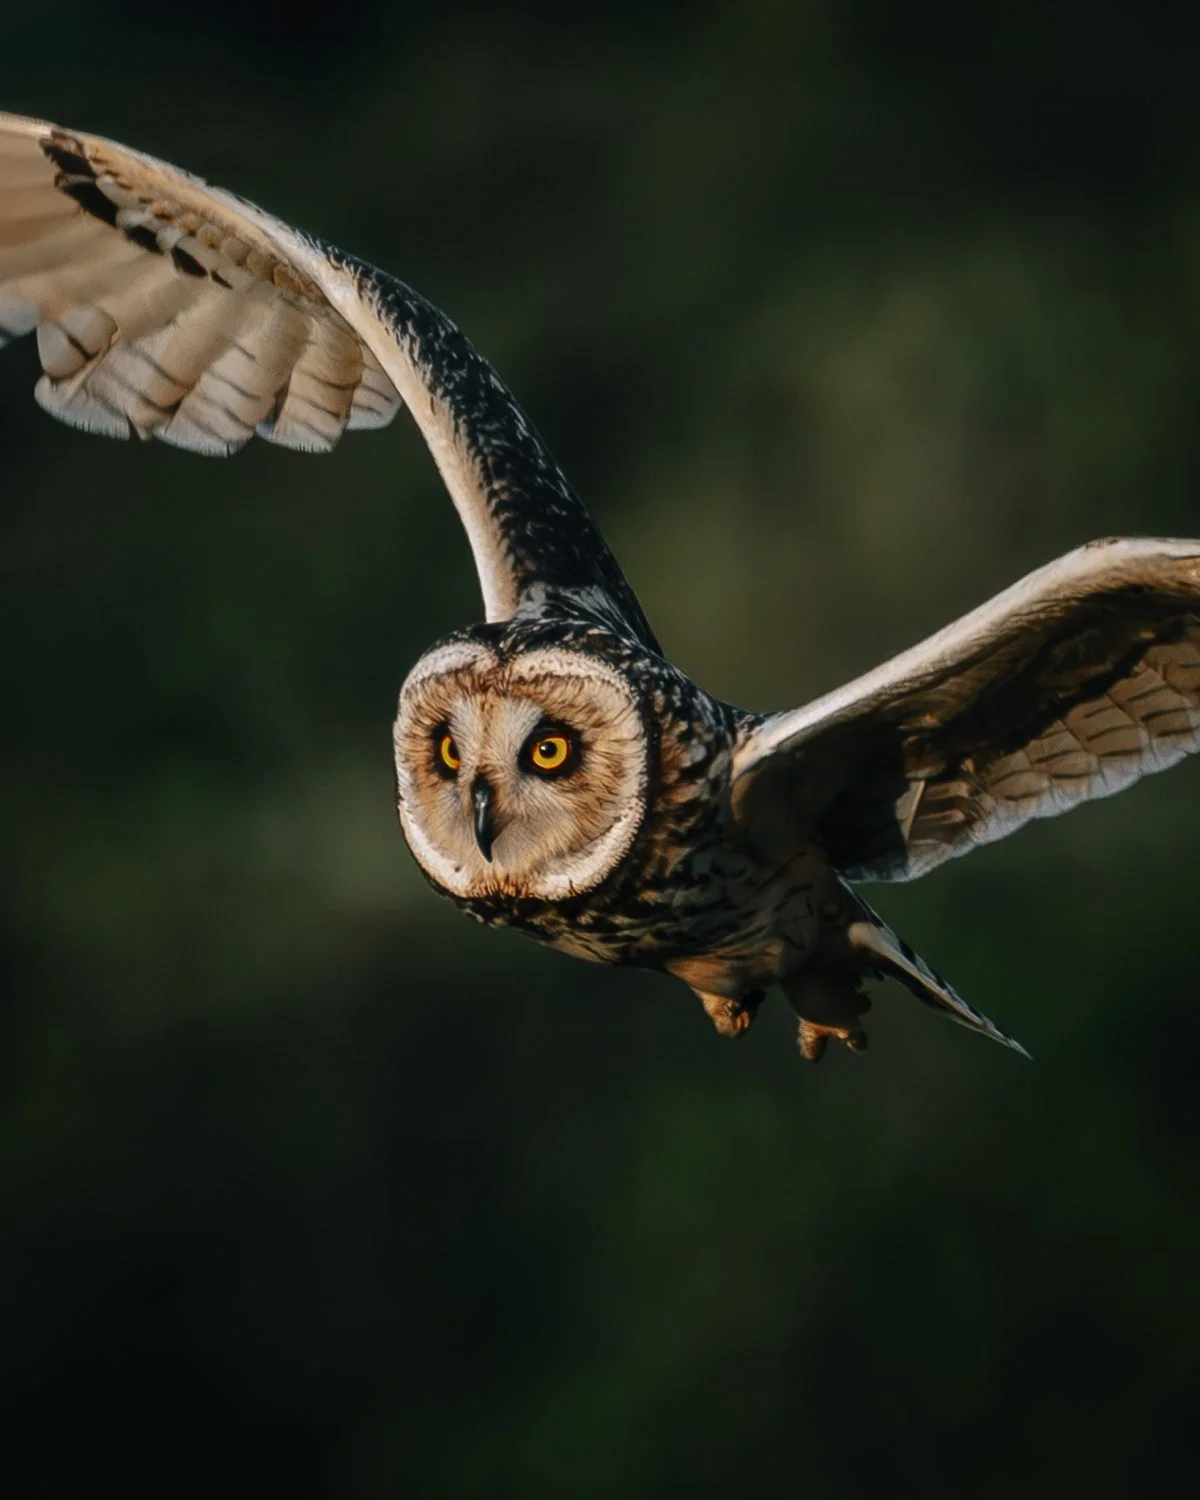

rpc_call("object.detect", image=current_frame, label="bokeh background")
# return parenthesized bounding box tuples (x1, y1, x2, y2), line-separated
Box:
(3, 5, 1199, 1495)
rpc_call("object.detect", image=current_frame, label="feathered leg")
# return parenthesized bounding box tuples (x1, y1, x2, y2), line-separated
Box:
(696, 988, 765, 1039)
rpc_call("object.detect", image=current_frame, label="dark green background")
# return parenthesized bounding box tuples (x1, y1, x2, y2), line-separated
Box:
(2, 5, 1198, 1495)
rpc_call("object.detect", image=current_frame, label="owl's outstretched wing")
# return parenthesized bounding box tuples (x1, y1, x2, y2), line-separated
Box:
(0, 111, 655, 646)
(732, 538, 1200, 882)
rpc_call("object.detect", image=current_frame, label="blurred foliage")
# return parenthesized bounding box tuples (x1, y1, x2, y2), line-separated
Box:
(2, 4, 1199, 1496)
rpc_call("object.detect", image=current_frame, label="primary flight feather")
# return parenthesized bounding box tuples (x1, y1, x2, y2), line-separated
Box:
(5, 109, 1199, 1064)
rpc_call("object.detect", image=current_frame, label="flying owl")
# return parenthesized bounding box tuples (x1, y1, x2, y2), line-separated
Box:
(4, 111, 1200, 1065)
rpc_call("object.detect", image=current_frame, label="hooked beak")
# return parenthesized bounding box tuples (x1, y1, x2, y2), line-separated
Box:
(472, 775, 497, 862)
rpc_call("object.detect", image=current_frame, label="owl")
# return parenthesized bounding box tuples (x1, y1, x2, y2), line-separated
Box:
(4, 110, 1200, 1065)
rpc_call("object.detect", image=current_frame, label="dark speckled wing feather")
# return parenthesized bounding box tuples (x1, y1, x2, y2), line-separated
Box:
(732, 539, 1200, 881)
(0, 111, 656, 647)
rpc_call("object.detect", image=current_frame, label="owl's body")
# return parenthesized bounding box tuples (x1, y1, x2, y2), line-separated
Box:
(400, 612, 993, 1059)
(6, 110, 1200, 1065)
(434, 620, 817, 983)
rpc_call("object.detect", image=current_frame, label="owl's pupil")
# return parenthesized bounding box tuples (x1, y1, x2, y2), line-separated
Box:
(528, 733, 572, 773)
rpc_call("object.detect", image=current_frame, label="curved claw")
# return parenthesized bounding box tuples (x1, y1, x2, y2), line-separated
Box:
(796, 1015, 868, 1063)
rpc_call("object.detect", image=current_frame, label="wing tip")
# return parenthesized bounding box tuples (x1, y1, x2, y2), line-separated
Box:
(0, 110, 55, 140)
(987, 1023, 1033, 1060)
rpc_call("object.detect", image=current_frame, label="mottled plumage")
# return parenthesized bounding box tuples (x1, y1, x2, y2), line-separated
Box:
(5, 109, 1200, 1064)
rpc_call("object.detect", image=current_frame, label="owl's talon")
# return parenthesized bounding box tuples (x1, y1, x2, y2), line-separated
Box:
(784, 968, 871, 1063)
(698, 988, 764, 1039)
(796, 1016, 868, 1062)
(796, 1020, 828, 1063)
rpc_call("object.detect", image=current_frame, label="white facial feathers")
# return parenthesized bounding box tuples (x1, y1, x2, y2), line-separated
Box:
(393, 644, 649, 901)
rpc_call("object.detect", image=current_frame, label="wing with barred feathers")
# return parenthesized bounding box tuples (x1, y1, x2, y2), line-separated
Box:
(0, 110, 656, 645)
(732, 539, 1200, 881)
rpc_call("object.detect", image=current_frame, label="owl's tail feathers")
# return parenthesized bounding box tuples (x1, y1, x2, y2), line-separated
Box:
(842, 897, 1031, 1058)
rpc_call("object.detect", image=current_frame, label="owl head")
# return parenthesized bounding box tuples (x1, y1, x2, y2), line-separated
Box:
(393, 635, 651, 901)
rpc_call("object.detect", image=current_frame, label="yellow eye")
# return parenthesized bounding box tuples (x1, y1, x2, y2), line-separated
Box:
(529, 734, 571, 773)
(437, 733, 461, 773)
